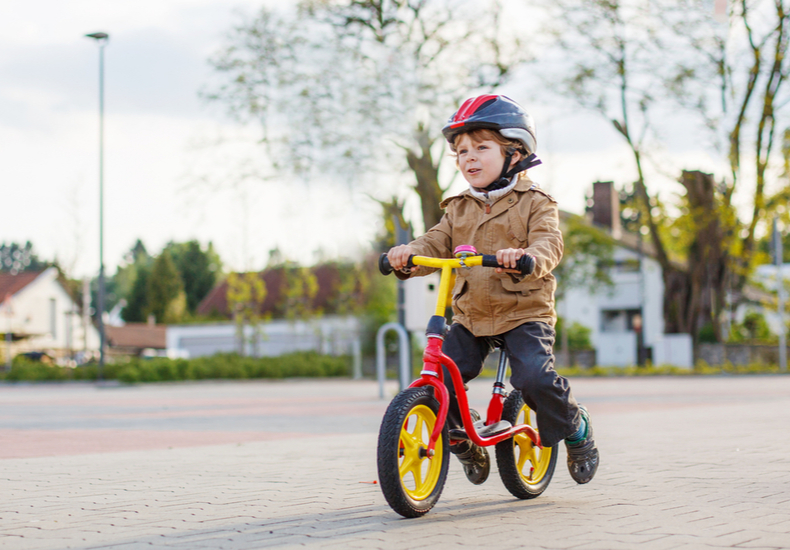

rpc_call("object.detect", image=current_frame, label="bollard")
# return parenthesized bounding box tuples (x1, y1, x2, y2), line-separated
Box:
(352, 338, 362, 380)
(375, 322, 411, 399)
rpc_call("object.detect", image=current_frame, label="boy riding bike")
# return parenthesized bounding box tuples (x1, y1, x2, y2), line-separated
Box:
(387, 94, 599, 486)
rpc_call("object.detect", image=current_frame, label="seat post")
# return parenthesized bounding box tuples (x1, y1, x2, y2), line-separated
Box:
(494, 348, 508, 391)
(485, 347, 509, 425)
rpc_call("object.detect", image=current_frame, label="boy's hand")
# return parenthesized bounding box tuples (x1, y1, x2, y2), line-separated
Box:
(388, 245, 417, 273)
(496, 248, 527, 274)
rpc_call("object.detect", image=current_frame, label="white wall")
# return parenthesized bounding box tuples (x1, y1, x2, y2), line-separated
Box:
(166, 316, 362, 359)
(404, 273, 441, 332)
(3, 268, 99, 358)
(558, 245, 668, 367)
(597, 332, 637, 366)
(652, 334, 693, 368)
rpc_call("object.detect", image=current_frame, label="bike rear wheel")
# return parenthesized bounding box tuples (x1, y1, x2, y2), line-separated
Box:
(377, 387, 449, 518)
(495, 390, 557, 499)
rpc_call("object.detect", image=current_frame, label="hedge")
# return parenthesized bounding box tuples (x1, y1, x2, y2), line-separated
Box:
(0, 352, 351, 383)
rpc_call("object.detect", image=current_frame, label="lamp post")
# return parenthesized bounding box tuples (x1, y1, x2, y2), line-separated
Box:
(85, 31, 109, 379)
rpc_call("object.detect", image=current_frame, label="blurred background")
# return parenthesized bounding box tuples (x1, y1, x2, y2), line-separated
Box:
(2, 0, 789, 379)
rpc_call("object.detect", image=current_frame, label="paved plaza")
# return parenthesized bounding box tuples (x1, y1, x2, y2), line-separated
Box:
(1, 375, 790, 549)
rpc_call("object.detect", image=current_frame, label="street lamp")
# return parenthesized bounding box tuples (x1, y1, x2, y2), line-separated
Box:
(85, 31, 109, 379)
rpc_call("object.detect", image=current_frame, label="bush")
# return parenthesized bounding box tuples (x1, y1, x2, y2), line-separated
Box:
(555, 318, 593, 350)
(0, 352, 351, 383)
(728, 311, 776, 344)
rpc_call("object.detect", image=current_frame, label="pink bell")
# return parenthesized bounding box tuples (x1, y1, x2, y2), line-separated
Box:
(454, 245, 478, 258)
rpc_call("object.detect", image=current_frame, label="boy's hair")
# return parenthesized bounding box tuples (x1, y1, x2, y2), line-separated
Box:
(450, 129, 529, 178)
(450, 128, 526, 157)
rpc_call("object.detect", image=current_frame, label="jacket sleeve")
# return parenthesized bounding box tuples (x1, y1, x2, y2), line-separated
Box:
(393, 211, 454, 280)
(524, 195, 564, 280)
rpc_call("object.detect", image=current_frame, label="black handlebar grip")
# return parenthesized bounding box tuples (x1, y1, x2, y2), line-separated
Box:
(378, 254, 393, 276)
(481, 253, 535, 276)
(378, 254, 416, 276)
(517, 254, 536, 276)
(481, 255, 500, 268)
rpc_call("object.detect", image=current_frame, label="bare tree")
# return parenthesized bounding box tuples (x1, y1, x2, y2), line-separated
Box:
(205, 0, 530, 232)
(537, 0, 790, 341)
(663, 0, 790, 283)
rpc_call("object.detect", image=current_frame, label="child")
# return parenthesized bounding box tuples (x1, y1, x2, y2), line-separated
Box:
(387, 95, 599, 485)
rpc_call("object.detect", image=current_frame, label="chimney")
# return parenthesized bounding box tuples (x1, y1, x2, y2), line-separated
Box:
(147, 314, 155, 327)
(591, 181, 621, 237)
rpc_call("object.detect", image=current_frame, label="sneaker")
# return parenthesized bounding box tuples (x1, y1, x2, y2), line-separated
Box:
(450, 440, 490, 485)
(565, 405, 599, 484)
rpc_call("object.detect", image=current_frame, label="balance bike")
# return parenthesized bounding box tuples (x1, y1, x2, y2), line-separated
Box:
(376, 246, 557, 518)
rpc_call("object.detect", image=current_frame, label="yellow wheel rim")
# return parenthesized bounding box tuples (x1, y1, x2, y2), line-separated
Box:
(398, 404, 443, 501)
(512, 404, 553, 485)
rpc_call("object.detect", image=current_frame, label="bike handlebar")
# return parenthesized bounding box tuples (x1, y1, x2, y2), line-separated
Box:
(378, 252, 535, 277)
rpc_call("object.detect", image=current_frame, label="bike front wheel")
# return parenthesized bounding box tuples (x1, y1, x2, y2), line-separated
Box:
(495, 390, 557, 499)
(377, 387, 450, 518)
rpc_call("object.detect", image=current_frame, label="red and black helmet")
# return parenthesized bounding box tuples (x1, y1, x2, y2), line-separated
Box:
(441, 94, 537, 155)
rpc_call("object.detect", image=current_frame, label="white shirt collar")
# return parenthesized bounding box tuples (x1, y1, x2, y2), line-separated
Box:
(468, 175, 519, 204)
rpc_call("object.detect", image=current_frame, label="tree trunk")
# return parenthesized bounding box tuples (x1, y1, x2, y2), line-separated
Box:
(662, 171, 729, 342)
(405, 125, 444, 232)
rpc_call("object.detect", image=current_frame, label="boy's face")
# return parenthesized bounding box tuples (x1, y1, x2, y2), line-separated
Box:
(455, 133, 507, 190)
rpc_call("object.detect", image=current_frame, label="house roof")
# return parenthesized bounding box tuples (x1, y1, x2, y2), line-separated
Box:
(106, 323, 167, 350)
(0, 271, 42, 303)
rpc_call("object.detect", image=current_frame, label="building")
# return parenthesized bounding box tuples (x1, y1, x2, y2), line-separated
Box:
(165, 316, 361, 359)
(557, 181, 693, 367)
(0, 268, 100, 364)
(106, 321, 167, 358)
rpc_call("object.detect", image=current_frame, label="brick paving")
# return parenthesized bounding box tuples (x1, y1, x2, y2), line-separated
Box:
(1, 376, 790, 549)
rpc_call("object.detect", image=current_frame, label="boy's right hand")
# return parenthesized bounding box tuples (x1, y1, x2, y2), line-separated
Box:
(387, 245, 417, 273)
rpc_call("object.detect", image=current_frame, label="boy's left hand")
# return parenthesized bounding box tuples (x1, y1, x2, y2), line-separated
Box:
(496, 248, 527, 274)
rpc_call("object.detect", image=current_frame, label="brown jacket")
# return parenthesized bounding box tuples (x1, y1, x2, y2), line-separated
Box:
(404, 177, 563, 336)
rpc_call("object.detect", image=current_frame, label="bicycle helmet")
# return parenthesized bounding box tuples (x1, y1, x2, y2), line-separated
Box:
(442, 95, 541, 191)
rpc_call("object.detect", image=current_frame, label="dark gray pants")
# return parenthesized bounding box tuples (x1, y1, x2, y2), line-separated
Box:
(441, 321, 580, 448)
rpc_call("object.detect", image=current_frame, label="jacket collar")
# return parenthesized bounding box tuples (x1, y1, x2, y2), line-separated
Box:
(440, 176, 534, 209)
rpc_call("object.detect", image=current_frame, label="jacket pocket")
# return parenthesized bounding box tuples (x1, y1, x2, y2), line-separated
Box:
(452, 277, 469, 315)
(500, 276, 545, 320)
(500, 275, 543, 296)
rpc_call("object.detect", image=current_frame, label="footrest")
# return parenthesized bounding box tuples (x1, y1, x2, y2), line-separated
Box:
(478, 420, 512, 437)
(448, 420, 512, 441)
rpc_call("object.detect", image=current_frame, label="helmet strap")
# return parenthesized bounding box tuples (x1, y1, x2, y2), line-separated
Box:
(484, 153, 543, 192)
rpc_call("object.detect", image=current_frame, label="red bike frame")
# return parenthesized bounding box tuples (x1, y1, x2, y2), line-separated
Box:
(409, 335, 541, 457)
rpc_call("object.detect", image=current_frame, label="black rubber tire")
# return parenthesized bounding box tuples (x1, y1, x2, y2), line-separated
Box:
(377, 387, 450, 518)
(495, 390, 557, 499)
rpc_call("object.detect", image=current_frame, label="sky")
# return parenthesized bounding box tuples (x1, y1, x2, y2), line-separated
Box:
(0, 0, 734, 279)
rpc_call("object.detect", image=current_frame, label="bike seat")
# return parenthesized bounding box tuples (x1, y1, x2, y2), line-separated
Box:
(449, 420, 512, 441)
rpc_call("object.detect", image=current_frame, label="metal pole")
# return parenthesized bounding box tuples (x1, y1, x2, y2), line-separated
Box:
(376, 323, 411, 398)
(97, 39, 106, 379)
(86, 32, 109, 380)
(352, 338, 362, 380)
(393, 215, 412, 380)
(774, 218, 787, 372)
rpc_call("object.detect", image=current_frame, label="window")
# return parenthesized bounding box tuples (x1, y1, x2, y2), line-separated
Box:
(601, 309, 642, 333)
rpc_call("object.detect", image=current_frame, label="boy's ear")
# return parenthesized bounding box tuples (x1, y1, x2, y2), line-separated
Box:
(509, 150, 523, 167)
